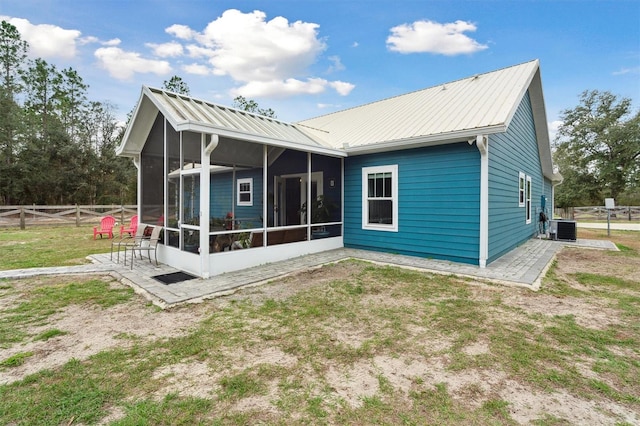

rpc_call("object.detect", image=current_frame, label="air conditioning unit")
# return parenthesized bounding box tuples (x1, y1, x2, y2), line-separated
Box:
(556, 220, 577, 241)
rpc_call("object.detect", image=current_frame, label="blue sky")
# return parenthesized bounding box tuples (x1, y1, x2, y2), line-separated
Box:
(1, 0, 638, 139)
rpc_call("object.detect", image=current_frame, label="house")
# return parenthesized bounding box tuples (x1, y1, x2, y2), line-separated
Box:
(117, 59, 562, 278)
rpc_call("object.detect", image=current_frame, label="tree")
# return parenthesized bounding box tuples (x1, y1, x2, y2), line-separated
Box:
(21, 58, 62, 137)
(56, 67, 88, 144)
(0, 21, 27, 98)
(232, 95, 277, 118)
(553, 90, 640, 206)
(163, 75, 190, 95)
(0, 21, 137, 206)
(0, 20, 28, 204)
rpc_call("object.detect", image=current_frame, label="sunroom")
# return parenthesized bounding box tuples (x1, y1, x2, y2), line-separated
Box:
(118, 87, 345, 278)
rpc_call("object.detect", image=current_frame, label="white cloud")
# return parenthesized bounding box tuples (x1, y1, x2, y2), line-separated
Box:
(146, 41, 184, 57)
(548, 120, 563, 143)
(233, 77, 353, 98)
(185, 44, 215, 59)
(234, 78, 327, 98)
(182, 63, 211, 76)
(94, 47, 172, 80)
(199, 9, 325, 82)
(327, 55, 345, 73)
(103, 38, 121, 47)
(166, 9, 353, 98)
(387, 19, 488, 55)
(329, 80, 355, 96)
(166, 24, 197, 40)
(79, 36, 99, 45)
(1, 16, 82, 59)
(612, 66, 640, 76)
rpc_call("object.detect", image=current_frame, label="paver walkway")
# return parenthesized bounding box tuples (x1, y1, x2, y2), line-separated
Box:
(0, 237, 618, 308)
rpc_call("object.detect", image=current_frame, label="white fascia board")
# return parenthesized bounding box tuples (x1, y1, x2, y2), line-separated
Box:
(527, 69, 557, 181)
(116, 87, 154, 157)
(344, 124, 507, 155)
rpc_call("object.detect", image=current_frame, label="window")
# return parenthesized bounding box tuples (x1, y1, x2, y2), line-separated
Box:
(518, 172, 526, 207)
(362, 165, 398, 232)
(526, 175, 532, 224)
(237, 178, 252, 206)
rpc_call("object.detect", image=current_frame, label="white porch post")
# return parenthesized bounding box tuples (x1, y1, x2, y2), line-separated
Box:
(134, 156, 141, 218)
(263, 145, 267, 244)
(476, 134, 489, 268)
(200, 134, 218, 278)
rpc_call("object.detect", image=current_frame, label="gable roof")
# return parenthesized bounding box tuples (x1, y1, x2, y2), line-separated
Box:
(117, 86, 344, 158)
(298, 60, 539, 150)
(117, 60, 560, 182)
(297, 59, 560, 181)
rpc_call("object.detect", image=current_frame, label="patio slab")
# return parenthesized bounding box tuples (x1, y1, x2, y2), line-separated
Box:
(0, 237, 619, 308)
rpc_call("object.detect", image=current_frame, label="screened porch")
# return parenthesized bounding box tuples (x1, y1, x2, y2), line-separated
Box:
(138, 114, 344, 278)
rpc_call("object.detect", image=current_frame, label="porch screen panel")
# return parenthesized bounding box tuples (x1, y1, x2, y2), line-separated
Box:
(166, 129, 180, 247)
(181, 133, 201, 226)
(140, 114, 164, 224)
(311, 154, 342, 238)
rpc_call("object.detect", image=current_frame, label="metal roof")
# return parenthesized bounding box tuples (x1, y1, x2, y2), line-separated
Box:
(297, 60, 541, 152)
(117, 60, 559, 181)
(117, 86, 343, 158)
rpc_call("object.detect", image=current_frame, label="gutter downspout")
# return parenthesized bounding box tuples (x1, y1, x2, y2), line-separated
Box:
(472, 135, 489, 268)
(200, 134, 219, 278)
(133, 156, 141, 218)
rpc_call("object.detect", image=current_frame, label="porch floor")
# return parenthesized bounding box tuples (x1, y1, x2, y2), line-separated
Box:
(0, 238, 617, 308)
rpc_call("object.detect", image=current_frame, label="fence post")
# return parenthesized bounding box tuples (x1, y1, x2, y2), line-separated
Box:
(20, 207, 25, 230)
(76, 204, 80, 227)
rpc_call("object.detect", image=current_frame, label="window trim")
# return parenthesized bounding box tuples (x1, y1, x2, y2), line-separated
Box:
(526, 175, 532, 224)
(362, 164, 398, 232)
(237, 177, 253, 206)
(518, 172, 526, 207)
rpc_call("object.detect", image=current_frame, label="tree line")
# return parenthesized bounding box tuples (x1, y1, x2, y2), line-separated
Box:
(0, 21, 136, 206)
(0, 17, 277, 207)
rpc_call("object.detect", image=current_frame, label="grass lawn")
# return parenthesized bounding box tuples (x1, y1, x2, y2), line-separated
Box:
(0, 227, 638, 425)
(0, 225, 114, 269)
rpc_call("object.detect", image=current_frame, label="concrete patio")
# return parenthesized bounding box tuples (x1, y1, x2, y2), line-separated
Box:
(0, 236, 618, 308)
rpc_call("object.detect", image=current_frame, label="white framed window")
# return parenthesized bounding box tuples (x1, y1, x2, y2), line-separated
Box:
(518, 172, 526, 207)
(237, 178, 253, 206)
(526, 175, 532, 224)
(362, 165, 398, 232)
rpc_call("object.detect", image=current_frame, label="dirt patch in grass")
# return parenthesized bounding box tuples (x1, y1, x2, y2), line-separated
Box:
(499, 291, 621, 329)
(1, 233, 639, 425)
(0, 276, 212, 385)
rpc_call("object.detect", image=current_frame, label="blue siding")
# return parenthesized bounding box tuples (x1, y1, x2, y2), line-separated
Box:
(210, 173, 233, 219)
(344, 143, 481, 264)
(210, 169, 263, 222)
(488, 91, 544, 261)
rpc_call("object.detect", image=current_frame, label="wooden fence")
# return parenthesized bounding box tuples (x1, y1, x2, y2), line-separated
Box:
(554, 206, 640, 221)
(1, 204, 637, 229)
(0, 205, 137, 229)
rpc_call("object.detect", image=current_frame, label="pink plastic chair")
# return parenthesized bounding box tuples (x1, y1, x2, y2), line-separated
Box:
(119, 215, 138, 238)
(93, 215, 116, 239)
